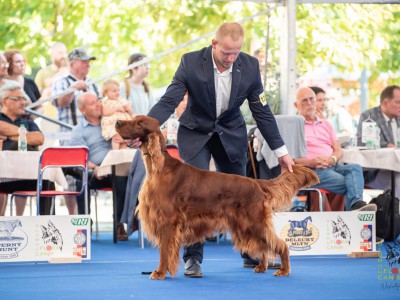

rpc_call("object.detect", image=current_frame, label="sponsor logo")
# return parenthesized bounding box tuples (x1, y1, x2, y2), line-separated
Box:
(73, 229, 88, 258)
(0, 219, 28, 259)
(280, 216, 319, 251)
(377, 241, 400, 287)
(359, 225, 373, 251)
(71, 218, 89, 226)
(36, 220, 64, 257)
(327, 216, 351, 250)
(358, 214, 374, 222)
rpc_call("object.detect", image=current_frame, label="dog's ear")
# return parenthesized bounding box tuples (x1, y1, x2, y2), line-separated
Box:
(147, 132, 165, 173)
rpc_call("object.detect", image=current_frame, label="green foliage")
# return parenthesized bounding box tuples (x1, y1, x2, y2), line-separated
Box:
(0, 0, 398, 100)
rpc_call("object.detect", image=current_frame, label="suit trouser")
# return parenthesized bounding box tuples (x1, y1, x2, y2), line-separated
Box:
(182, 133, 246, 263)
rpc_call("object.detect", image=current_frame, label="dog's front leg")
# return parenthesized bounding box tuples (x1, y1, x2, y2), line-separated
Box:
(254, 254, 267, 273)
(274, 239, 290, 276)
(150, 226, 179, 280)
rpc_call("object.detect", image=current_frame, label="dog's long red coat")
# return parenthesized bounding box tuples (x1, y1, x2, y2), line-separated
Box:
(116, 116, 319, 280)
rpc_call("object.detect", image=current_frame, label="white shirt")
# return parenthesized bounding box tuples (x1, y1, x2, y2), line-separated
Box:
(211, 51, 232, 117)
(211, 50, 288, 158)
(382, 112, 398, 143)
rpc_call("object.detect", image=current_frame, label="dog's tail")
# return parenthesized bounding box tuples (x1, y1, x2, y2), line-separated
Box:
(257, 164, 319, 212)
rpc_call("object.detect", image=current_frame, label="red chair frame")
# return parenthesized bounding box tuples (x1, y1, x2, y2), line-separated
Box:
(10, 146, 89, 215)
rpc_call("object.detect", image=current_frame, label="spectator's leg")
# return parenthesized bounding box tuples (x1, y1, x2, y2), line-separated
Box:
(15, 196, 27, 216)
(0, 194, 7, 216)
(64, 196, 77, 215)
(334, 164, 364, 210)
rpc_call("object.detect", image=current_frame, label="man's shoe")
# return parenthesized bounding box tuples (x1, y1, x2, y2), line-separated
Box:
(243, 258, 281, 269)
(351, 201, 377, 212)
(184, 258, 202, 278)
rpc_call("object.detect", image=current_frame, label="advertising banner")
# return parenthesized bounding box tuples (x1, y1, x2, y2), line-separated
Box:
(0, 215, 91, 262)
(274, 211, 376, 255)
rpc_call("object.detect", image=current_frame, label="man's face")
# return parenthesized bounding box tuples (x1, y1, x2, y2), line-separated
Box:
(70, 60, 90, 77)
(0, 54, 8, 78)
(295, 88, 317, 119)
(1, 89, 26, 118)
(211, 36, 243, 72)
(384, 88, 400, 118)
(315, 92, 327, 112)
(52, 45, 68, 68)
(82, 94, 101, 119)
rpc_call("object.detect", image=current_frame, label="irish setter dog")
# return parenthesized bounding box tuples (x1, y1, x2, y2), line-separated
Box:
(116, 116, 319, 280)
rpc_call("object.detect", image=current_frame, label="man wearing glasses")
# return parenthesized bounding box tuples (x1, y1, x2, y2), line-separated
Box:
(0, 81, 43, 150)
(0, 81, 45, 216)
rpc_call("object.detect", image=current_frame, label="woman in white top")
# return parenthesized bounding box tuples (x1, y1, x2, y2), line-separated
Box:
(120, 53, 156, 115)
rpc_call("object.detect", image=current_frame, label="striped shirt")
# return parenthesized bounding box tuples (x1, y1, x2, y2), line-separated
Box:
(52, 74, 100, 133)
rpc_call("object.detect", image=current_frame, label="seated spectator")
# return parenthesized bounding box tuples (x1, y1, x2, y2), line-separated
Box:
(4, 50, 41, 103)
(325, 88, 354, 138)
(69, 92, 129, 240)
(293, 87, 376, 212)
(357, 85, 400, 198)
(0, 81, 52, 215)
(100, 79, 134, 150)
(310, 86, 327, 119)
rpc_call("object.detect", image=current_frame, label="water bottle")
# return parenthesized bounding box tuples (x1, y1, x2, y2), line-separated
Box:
(373, 125, 380, 149)
(18, 124, 27, 152)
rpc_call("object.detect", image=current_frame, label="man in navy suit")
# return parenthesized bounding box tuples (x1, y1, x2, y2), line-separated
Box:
(132, 22, 294, 277)
(357, 85, 400, 199)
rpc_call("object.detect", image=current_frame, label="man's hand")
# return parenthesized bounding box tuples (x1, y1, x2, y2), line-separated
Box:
(93, 165, 106, 180)
(125, 137, 142, 149)
(278, 154, 294, 172)
(70, 80, 87, 91)
(314, 156, 332, 169)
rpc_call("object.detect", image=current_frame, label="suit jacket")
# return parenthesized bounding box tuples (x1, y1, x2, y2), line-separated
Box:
(148, 46, 284, 162)
(357, 106, 400, 147)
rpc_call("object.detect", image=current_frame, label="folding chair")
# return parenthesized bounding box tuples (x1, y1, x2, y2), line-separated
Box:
(9, 147, 89, 216)
(92, 187, 113, 240)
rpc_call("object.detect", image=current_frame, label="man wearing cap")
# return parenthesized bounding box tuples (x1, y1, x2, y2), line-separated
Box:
(52, 47, 100, 144)
(52, 48, 100, 215)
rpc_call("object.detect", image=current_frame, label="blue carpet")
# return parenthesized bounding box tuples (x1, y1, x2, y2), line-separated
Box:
(1, 233, 399, 300)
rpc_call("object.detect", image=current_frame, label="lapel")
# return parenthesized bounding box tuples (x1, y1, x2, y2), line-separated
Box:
(376, 107, 392, 143)
(203, 46, 216, 117)
(228, 57, 242, 110)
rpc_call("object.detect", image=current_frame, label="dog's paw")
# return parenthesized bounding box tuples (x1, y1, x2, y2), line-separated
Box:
(273, 269, 290, 277)
(149, 270, 167, 280)
(254, 265, 267, 273)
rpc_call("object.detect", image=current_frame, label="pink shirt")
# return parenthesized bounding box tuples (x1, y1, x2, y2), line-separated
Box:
(304, 118, 337, 160)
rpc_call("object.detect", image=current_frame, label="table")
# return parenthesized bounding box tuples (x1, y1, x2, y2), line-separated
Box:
(0, 151, 68, 189)
(98, 149, 137, 243)
(0, 150, 68, 216)
(341, 147, 400, 240)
